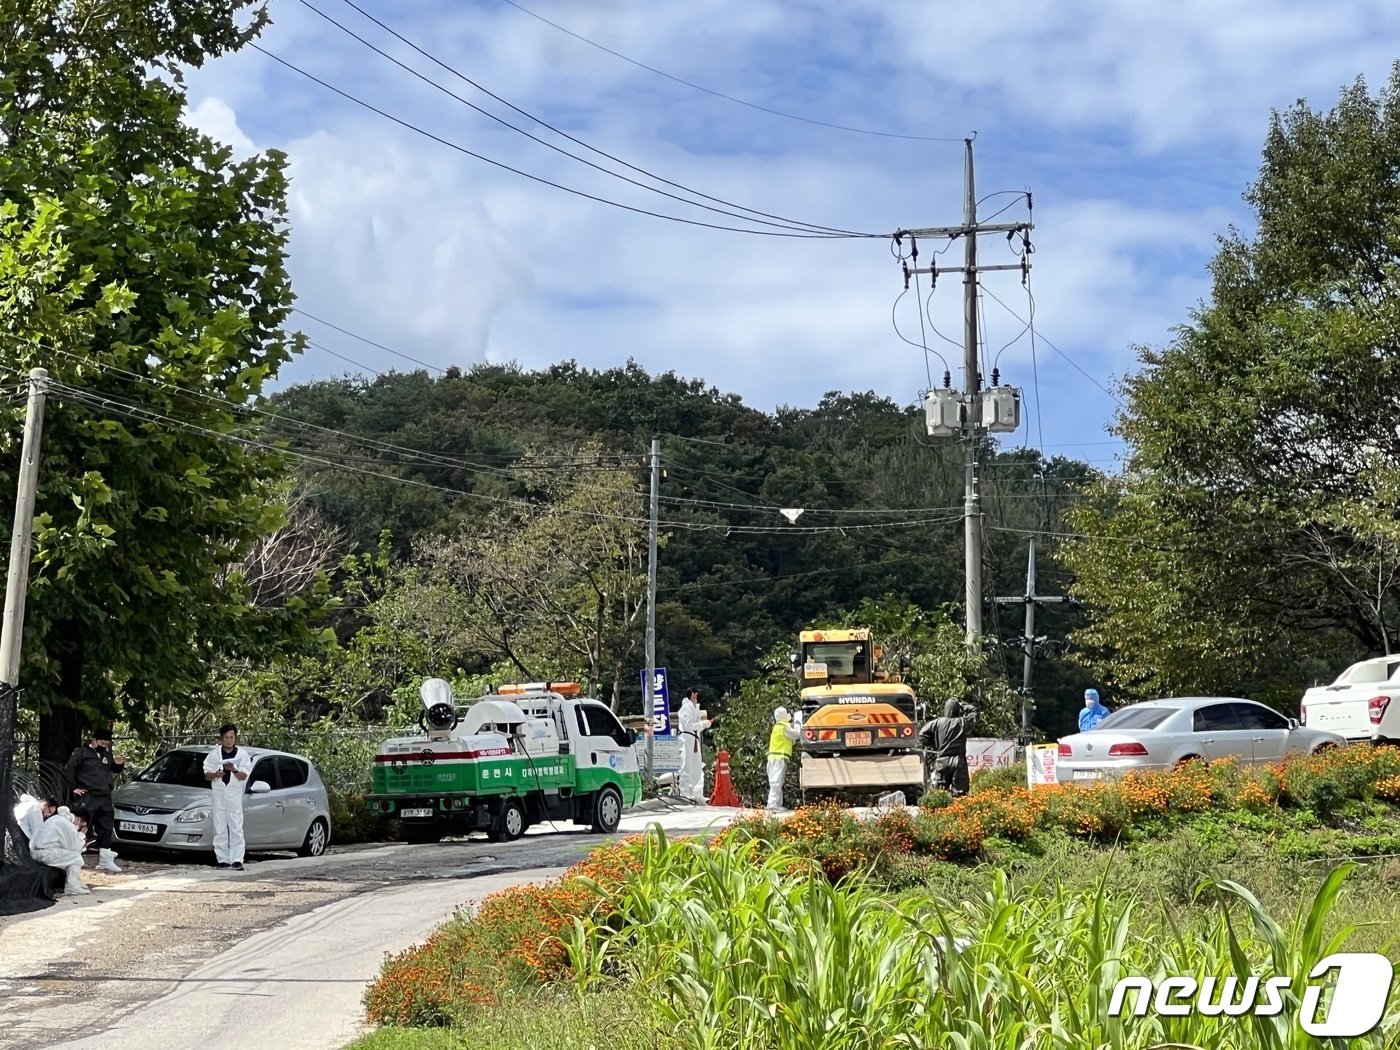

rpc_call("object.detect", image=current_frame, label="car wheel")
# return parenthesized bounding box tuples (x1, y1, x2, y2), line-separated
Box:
(590, 785, 623, 834)
(298, 817, 329, 858)
(1312, 742, 1338, 754)
(492, 798, 526, 843)
(1175, 755, 1205, 769)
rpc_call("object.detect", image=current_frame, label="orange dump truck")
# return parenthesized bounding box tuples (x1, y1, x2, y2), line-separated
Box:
(792, 628, 927, 803)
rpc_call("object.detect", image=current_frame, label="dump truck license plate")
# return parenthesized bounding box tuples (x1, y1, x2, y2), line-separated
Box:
(119, 821, 157, 835)
(845, 732, 872, 747)
(401, 808, 434, 818)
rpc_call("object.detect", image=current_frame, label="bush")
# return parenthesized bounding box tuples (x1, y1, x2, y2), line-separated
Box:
(363, 839, 646, 1026)
(918, 787, 954, 810)
(968, 761, 1026, 794)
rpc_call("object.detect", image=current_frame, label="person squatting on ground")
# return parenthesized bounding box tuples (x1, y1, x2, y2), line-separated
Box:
(766, 706, 802, 811)
(919, 699, 979, 797)
(64, 725, 125, 872)
(204, 723, 253, 870)
(29, 807, 92, 895)
(1079, 688, 1111, 731)
(677, 688, 715, 804)
(13, 793, 57, 845)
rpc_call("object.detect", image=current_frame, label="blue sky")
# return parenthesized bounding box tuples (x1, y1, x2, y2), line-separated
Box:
(183, 0, 1400, 472)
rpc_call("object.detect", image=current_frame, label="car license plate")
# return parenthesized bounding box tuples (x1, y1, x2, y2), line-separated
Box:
(400, 808, 434, 819)
(119, 821, 158, 835)
(845, 731, 872, 747)
(1072, 770, 1103, 781)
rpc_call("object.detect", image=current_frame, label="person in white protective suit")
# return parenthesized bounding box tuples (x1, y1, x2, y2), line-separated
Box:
(766, 706, 803, 812)
(203, 723, 253, 870)
(13, 793, 57, 844)
(677, 689, 715, 804)
(29, 807, 92, 895)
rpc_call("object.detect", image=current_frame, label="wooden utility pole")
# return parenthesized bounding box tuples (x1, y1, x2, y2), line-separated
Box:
(0, 369, 49, 863)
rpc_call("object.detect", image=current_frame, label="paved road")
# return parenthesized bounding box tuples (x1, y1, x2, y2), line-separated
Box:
(0, 804, 737, 1050)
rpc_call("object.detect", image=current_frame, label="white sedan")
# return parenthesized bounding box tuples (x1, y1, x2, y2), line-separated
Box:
(1055, 697, 1346, 783)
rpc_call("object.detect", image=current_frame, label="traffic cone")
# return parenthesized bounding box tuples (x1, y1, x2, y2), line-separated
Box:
(707, 749, 742, 807)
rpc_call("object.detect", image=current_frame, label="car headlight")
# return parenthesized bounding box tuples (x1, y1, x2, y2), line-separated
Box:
(176, 807, 211, 823)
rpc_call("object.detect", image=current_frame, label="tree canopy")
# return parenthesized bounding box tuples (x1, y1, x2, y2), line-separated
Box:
(1063, 64, 1400, 704)
(0, 0, 310, 764)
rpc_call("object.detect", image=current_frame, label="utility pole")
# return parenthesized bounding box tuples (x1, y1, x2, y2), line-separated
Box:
(643, 435, 660, 779)
(993, 539, 1068, 741)
(0, 369, 49, 865)
(908, 137, 1033, 654)
(961, 140, 983, 651)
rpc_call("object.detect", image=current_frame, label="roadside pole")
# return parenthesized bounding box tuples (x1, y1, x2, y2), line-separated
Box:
(643, 436, 660, 781)
(0, 369, 49, 864)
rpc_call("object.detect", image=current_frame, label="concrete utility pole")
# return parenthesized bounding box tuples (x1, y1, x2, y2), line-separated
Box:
(993, 539, 1068, 740)
(0, 368, 49, 863)
(643, 435, 660, 779)
(961, 140, 983, 650)
(905, 138, 1032, 654)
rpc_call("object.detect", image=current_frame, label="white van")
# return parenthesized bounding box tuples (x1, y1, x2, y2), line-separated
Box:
(1300, 657, 1400, 744)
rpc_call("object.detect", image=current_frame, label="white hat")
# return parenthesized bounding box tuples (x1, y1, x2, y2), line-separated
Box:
(774, 706, 789, 722)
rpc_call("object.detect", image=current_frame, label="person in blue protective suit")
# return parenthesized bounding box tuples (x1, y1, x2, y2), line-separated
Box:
(1079, 689, 1111, 731)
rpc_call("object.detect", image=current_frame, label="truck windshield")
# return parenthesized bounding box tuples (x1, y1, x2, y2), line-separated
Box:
(803, 642, 869, 682)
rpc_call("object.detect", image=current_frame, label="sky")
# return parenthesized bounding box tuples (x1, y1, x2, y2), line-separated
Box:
(182, 0, 1400, 472)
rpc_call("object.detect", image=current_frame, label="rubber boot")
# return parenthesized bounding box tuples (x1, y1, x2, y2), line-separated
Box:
(97, 848, 122, 873)
(65, 867, 92, 895)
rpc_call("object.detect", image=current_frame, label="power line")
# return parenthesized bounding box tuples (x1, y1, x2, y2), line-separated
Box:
(493, 0, 964, 143)
(291, 309, 447, 374)
(309, 0, 871, 238)
(251, 44, 880, 240)
(979, 284, 1126, 408)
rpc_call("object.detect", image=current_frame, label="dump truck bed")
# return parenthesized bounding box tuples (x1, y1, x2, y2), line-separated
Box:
(799, 752, 924, 791)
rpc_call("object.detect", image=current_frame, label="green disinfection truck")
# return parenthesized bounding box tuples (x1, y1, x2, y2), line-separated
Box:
(366, 679, 643, 844)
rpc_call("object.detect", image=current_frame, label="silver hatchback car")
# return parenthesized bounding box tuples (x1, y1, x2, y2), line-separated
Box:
(1056, 697, 1346, 783)
(113, 746, 332, 858)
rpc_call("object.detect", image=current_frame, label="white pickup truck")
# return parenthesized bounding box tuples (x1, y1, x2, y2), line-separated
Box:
(1300, 657, 1400, 744)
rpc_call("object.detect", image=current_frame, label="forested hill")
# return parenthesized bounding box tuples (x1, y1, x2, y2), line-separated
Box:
(268, 360, 1095, 713)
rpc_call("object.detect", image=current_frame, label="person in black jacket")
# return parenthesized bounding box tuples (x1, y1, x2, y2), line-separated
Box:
(918, 699, 979, 797)
(64, 726, 126, 873)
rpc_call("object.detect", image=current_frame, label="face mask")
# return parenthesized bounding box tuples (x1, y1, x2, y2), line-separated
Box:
(1084, 699, 1095, 707)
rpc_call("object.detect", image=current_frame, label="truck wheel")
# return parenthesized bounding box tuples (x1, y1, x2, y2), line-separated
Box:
(590, 785, 623, 834)
(490, 798, 526, 843)
(403, 822, 444, 845)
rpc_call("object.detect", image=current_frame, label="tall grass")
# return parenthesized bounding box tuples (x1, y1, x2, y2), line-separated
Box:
(567, 830, 1400, 1050)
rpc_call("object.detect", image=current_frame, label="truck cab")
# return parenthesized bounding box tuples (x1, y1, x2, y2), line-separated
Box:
(793, 629, 919, 754)
(1301, 657, 1400, 744)
(367, 681, 642, 844)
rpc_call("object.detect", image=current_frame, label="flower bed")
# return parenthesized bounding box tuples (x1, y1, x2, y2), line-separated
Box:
(719, 744, 1400, 870)
(363, 837, 646, 1026)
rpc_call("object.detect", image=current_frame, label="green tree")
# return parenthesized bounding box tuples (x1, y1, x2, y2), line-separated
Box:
(1062, 66, 1400, 704)
(0, 0, 305, 767)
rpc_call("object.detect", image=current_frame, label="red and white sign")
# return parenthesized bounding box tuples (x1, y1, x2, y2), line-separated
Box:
(967, 738, 1017, 773)
(1027, 744, 1058, 787)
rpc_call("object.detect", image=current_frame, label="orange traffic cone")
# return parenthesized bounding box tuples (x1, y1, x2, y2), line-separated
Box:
(707, 749, 742, 807)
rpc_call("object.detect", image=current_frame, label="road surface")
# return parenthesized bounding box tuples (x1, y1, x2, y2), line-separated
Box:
(0, 803, 738, 1050)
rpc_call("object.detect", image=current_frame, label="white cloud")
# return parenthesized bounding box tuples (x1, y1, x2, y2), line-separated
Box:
(176, 0, 1400, 455)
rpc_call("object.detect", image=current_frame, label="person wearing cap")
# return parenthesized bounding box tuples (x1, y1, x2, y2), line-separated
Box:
(766, 706, 802, 812)
(63, 725, 125, 873)
(1079, 689, 1111, 732)
(203, 723, 253, 870)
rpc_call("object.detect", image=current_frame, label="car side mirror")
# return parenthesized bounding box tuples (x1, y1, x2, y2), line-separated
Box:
(248, 780, 272, 794)
(788, 652, 801, 671)
(1288, 717, 1299, 730)
(628, 728, 638, 744)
